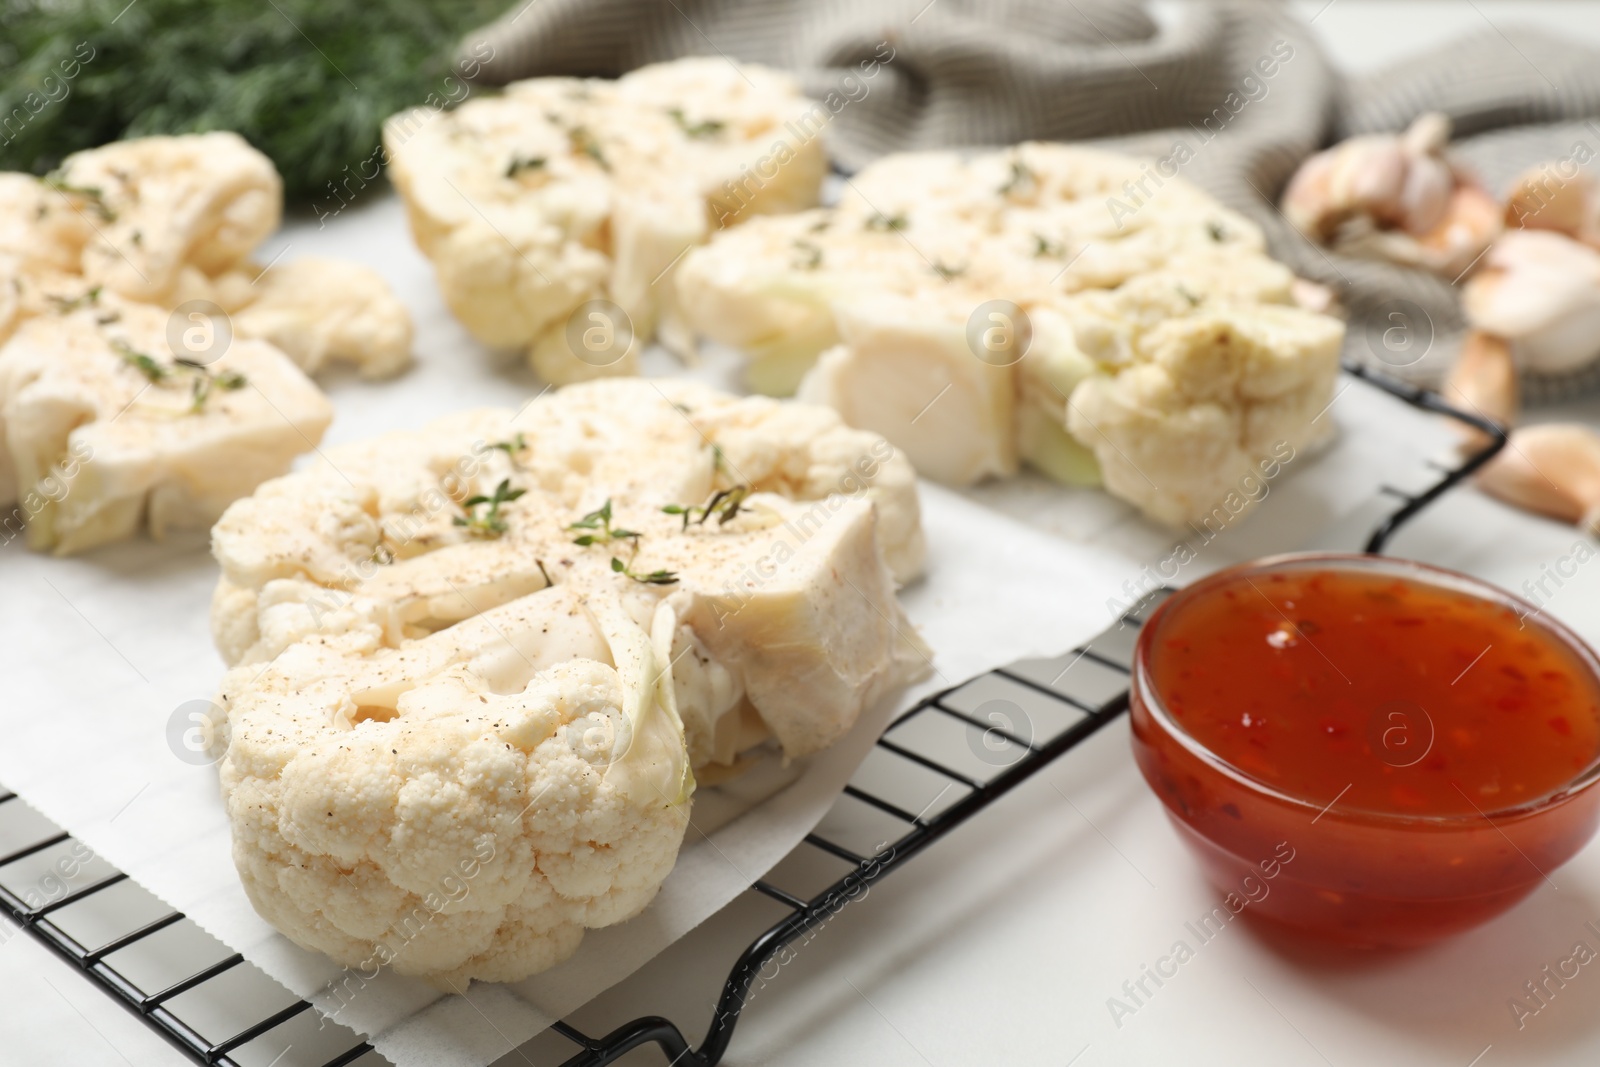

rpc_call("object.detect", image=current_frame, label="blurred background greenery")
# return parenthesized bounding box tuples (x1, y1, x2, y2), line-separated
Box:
(0, 0, 507, 200)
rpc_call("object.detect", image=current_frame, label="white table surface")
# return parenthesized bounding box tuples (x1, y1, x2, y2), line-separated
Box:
(9, 3, 1600, 1065)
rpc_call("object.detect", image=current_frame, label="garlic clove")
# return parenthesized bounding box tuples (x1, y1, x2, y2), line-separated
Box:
(1342, 140, 1409, 223)
(1504, 163, 1594, 237)
(1413, 184, 1502, 276)
(1399, 156, 1454, 235)
(1463, 229, 1600, 373)
(1443, 331, 1517, 450)
(1476, 423, 1600, 525)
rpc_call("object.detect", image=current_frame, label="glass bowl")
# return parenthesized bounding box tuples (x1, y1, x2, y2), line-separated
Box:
(1130, 552, 1600, 947)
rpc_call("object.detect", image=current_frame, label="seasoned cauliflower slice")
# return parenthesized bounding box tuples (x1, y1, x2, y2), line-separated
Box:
(0, 297, 332, 554)
(678, 141, 1344, 527)
(383, 58, 825, 383)
(231, 257, 413, 379)
(211, 385, 931, 983)
(57, 132, 282, 304)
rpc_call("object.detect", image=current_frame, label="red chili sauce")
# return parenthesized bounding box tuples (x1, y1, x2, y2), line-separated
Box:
(1148, 568, 1600, 816)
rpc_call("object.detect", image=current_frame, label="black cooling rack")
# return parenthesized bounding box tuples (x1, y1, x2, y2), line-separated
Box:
(0, 360, 1507, 1067)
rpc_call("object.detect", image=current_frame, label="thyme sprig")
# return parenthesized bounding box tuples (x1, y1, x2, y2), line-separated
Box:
(112, 339, 247, 413)
(569, 498, 639, 545)
(611, 555, 679, 585)
(490, 432, 527, 457)
(865, 212, 908, 232)
(505, 155, 547, 178)
(47, 285, 102, 313)
(43, 171, 115, 221)
(668, 107, 725, 138)
(662, 486, 749, 531)
(792, 239, 824, 270)
(454, 478, 525, 538)
(568, 126, 610, 171)
(998, 158, 1035, 197)
(1032, 234, 1065, 258)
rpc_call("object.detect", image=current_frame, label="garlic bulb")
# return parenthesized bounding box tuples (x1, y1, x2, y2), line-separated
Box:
(1282, 112, 1499, 277)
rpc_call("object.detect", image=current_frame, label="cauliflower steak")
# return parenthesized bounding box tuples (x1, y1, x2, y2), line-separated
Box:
(0, 294, 332, 553)
(677, 143, 1346, 526)
(383, 58, 827, 382)
(0, 132, 418, 551)
(211, 380, 929, 982)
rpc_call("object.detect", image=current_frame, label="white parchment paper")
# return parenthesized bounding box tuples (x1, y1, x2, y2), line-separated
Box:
(0, 194, 1457, 1066)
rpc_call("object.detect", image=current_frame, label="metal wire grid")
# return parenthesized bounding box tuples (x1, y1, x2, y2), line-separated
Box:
(0, 360, 1506, 1067)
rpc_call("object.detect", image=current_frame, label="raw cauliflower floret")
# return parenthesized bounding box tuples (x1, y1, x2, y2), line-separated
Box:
(1064, 299, 1343, 526)
(217, 588, 696, 986)
(0, 296, 332, 554)
(383, 58, 825, 383)
(231, 257, 413, 378)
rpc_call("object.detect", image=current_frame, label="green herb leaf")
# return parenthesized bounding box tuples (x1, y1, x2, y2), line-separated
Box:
(569, 497, 636, 545)
(1032, 234, 1065, 258)
(42, 171, 114, 220)
(611, 553, 678, 585)
(569, 126, 610, 171)
(490, 432, 528, 455)
(46, 285, 102, 313)
(457, 478, 524, 538)
(668, 107, 725, 138)
(663, 485, 749, 531)
(792, 239, 823, 270)
(998, 158, 1035, 197)
(505, 156, 547, 178)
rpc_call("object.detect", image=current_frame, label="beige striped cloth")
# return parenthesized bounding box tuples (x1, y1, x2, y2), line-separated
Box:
(462, 0, 1600, 400)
